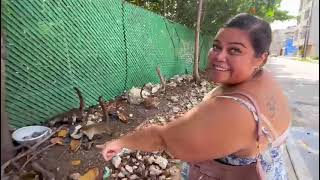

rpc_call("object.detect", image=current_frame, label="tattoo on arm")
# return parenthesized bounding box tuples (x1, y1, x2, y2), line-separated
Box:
(266, 96, 276, 118)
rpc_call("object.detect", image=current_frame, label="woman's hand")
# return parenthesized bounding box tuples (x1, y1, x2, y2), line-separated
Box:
(96, 140, 123, 161)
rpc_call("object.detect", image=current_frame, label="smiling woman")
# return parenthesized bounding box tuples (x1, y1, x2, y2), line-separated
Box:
(207, 14, 271, 85)
(97, 13, 292, 180)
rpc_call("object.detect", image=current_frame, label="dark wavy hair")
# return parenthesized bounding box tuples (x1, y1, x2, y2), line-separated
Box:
(223, 13, 272, 57)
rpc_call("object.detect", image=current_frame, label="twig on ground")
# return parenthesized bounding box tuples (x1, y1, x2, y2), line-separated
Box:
(1, 125, 65, 176)
(21, 143, 56, 170)
(31, 162, 55, 180)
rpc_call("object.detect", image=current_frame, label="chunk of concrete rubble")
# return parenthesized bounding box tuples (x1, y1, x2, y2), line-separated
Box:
(136, 152, 142, 160)
(127, 87, 143, 104)
(151, 84, 161, 94)
(149, 165, 163, 176)
(112, 156, 122, 168)
(154, 156, 168, 169)
(129, 174, 139, 180)
(186, 103, 193, 109)
(167, 82, 177, 87)
(145, 83, 153, 89)
(147, 156, 156, 164)
(118, 172, 125, 178)
(172, 106, 181, 113)
(169, 96, 179, 102)
(125, 165, 133, 173)
(157, 116, 166, 123)
(200, 80, 208, 87)
(168, 165, 180, 175)
(69, 173, 81, 180)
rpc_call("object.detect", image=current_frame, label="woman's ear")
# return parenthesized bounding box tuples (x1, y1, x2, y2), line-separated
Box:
(257, 52, 269, 68)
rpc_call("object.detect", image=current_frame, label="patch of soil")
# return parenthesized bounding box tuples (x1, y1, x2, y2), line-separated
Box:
(6, 73, 215, 179)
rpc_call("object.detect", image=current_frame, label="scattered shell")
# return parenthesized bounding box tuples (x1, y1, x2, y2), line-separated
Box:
(112, 156, 122, 168)
(154, 156, 168, 169)
(149, 165, 162, 176)
(125, 165, 133, 173)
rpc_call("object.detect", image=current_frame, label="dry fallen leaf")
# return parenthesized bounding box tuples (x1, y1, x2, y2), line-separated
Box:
(71, 160, 81, 166)
(70, 140, 81, 152)
(117, 112, 128, 123)
(50, 137, 64, 145)
(57, 129, 69, 137)
(79, 168, 99, 180)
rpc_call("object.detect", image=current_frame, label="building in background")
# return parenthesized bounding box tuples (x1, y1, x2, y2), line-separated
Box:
(294, 0, 319, 57)
(270, 26, 298, 56)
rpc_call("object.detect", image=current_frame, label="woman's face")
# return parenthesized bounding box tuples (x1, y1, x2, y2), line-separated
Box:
(207, 28, 264, 85)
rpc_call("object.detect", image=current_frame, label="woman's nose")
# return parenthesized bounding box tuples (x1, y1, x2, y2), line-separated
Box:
(209, 49, 227, 63)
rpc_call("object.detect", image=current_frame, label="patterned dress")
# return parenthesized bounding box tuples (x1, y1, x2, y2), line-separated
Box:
(181, 95, 288, 180)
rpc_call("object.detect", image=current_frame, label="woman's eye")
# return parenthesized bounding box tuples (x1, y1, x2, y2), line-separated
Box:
(229, 48, 241, 54)
(212, 44, 221, 51)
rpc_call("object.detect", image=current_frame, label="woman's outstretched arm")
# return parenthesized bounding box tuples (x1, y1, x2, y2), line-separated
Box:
(97, 97, 256, 162)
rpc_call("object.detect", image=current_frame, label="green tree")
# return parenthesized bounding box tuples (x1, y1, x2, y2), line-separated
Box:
(125, 0, 295, 35)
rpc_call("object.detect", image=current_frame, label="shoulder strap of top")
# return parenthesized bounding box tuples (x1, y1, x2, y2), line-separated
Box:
(215, 91, 289, 147)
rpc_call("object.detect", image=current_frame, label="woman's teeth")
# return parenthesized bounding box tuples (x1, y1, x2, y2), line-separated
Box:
(213, 65, 229, 71)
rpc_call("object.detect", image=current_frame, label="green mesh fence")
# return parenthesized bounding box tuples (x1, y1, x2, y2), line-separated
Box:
(2, 0, 212, 128)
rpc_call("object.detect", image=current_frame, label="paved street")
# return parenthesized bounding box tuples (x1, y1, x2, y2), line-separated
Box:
(266, 57, 319, 180)
(266, 57, 319, 131)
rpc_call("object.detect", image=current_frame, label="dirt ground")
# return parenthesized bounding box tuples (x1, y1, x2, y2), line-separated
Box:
(4, 73, 215, 180)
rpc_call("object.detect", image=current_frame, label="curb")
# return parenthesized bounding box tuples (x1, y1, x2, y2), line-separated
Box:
(286, 131, 313, 180)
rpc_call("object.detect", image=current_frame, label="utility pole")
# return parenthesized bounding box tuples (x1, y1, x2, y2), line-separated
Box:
(302, 0, 314, 58)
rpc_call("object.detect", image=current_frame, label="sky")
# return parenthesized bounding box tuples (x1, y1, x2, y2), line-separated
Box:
(270, 0, 301, 30)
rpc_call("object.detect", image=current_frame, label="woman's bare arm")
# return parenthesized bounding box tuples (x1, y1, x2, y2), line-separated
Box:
(101, 97, 257, 162)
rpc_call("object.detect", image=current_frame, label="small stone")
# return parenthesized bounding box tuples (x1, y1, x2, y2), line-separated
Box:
(154, 156, 168, 169)
(168, 166, 179, 176)
(69, 173, 81, 180)
(149, 165, 162, 176)
(200, 81, 208, 87)
(133, 166, 138, 170)
(147, 156, 156, 164)
(129, 174, 139, 180)
(169, 96, 179, 102)
(186, 103, 193, 109)
(129, 114, 133, 118)
(157, 116, 166, 123)
(149, 119, 155, 123)
(112, 156, 122, 168)
(167, 82, 177, 87)
(120, 166, 129, 176)
(122, 178, 128, 180)
(136, 152, 142, 160)
(127, 87, 144, 105)
(151, 84, 161, 93)
(132, 158, 136, 163)
(125, 165, 133, 173)
(159, 175, 166, 180)
(172, 107, 181, 113)
(118, 172, 125, 178)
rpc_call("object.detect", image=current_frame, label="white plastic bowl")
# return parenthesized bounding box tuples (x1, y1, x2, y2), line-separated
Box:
(12, 126, 52, 145)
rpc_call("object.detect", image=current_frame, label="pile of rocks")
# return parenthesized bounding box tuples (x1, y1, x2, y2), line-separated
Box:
(109, 149, 181, 179)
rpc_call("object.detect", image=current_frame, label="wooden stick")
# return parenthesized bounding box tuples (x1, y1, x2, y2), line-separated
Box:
(31, 162, 55, 180)
(156, 66, 166, 92)
(21, 143, 55, 170)
(1, 126, 64, 176)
